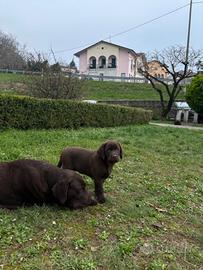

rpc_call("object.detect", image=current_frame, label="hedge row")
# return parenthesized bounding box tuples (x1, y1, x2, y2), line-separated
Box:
(0, 95, 152, 129)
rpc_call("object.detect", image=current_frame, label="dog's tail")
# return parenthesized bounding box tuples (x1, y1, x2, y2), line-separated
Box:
(57, 157, 62, 168)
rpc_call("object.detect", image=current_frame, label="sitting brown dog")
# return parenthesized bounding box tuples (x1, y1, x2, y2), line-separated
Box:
(57, 140, 122, 203)
(0, 159, 97, 210)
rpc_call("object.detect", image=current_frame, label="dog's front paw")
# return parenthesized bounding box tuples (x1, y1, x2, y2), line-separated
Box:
(90, 199, 98, 206)
(97, 196, 106, 204)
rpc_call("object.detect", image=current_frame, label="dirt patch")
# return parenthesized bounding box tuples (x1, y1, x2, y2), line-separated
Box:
(0, 82, 28, 94)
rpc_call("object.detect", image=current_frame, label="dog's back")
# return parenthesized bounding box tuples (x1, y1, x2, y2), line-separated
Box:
(58, 147, 94, 177)
(0, 160, 52, 207)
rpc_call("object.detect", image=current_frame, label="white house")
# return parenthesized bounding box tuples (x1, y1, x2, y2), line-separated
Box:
(74, 40, 145, 78)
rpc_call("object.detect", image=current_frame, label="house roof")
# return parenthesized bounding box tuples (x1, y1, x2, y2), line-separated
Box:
(74, 40, 139, 57)
(174, 102, 191, 110)
(148, 60, 164, 65)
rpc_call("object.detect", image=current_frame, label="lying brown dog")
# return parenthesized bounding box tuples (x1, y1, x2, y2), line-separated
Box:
(0, 159, 97, 210)
(57, 140, 122, 203)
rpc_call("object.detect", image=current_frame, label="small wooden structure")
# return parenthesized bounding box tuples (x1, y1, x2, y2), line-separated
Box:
(175, 102, 198, 123)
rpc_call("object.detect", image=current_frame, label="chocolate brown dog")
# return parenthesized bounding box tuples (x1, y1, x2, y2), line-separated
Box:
(0, 159, 97, 210)
(57, 140, 122, 203)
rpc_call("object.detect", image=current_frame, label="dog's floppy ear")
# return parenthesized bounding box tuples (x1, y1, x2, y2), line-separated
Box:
(52, 180, 69, 205)
(97, 142, 106, 160)
(118, 143, 123, 159)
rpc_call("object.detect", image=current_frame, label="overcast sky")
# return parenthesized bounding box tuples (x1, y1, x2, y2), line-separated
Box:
(1, 0, 202, 65)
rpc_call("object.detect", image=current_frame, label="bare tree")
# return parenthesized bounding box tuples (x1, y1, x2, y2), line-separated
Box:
(0, 31, 26, 70)
(26, 51, 50, 72)
(139, 45, 203, 118)
(28, 70, 85, 100)
(25, 49, 85, 100)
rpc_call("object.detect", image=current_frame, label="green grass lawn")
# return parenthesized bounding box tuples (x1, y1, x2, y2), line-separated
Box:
(85, 81, 185, 101)
(0, 73, 186, 101)
(0, 125, 202, 269)
(85, 80, 158, 100)
(0, 73, 27, 84)
(0, 73, 28, 95)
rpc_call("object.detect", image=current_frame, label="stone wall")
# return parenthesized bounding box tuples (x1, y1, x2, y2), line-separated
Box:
(97, 100, 163, 119)
(97, 100, 182, 119)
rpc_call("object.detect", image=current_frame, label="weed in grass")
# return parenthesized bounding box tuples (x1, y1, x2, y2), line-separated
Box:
(87, 217, 99, 227)
(186, 246, 203, 265)
(72, 238, 88, 250)
(50, 250, 97, 270)
(148, 258, 167, 270)
(98, 230, 110, 241)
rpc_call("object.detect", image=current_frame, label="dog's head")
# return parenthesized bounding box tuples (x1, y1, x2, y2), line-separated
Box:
(52, 171, 97, 210)
(97, 140, 123, 164)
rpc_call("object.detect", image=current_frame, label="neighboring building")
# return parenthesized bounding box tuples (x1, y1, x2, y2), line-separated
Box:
(61, 65, 77, 74)
(147, 60, 168, 79)
(60, 59, 78, 73)
(74, 40, 145, 78)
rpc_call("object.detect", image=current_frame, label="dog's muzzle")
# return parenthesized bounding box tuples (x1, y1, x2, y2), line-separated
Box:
(110, 154, 120, 163)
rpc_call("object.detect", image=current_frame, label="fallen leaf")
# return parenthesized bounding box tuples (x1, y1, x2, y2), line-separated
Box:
(148, 203, 168, 213)
(90, 246, 98, 252)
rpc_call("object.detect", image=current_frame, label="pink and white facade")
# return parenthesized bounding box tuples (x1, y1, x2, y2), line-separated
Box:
(74, 40, 145, 78)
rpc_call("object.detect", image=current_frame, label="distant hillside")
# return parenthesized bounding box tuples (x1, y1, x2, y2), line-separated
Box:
(0, 73, 185, 101)
(85, 80, 185, 101)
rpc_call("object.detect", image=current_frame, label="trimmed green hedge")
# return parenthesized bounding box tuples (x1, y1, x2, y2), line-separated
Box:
(0, 95, 152, 129)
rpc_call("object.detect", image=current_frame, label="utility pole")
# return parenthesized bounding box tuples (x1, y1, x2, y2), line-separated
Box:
(185, 0, 193, 70)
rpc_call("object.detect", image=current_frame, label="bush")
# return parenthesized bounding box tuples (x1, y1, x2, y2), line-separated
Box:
(27, 71, 85, 100)
(186, 75, 203, 115)
(0, 95, 152, 130)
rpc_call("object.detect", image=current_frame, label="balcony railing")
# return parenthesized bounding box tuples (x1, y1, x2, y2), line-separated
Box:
(108, 64, 116, 68)
(88, 65, 116, 69)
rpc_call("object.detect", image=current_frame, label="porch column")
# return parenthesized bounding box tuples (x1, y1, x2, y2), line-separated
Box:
(176, 110, 182, 121)
(183, 110, 189, 123)
(193, 112, 198, 123)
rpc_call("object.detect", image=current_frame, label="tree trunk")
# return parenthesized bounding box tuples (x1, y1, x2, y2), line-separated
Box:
(162, 95, 175, 118)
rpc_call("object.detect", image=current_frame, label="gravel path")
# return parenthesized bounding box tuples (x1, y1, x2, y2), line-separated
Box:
(150, 122, 203, 131)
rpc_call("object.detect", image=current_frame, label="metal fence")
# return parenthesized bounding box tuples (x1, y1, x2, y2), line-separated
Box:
(68, 73, 191, 85)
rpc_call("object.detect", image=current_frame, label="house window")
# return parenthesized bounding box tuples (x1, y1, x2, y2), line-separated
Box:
(108, 55, 116, 68)
(89, 56, 96, 69)
(98, 56, 106, 68)
(131, 60, 133, 70)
